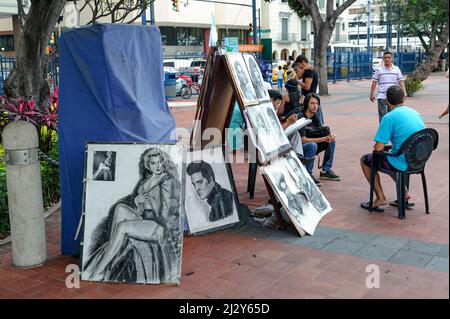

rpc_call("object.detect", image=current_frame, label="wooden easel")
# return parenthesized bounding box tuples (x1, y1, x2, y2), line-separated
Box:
(191, 47, 288, 230)
(262, 174, 287, 230)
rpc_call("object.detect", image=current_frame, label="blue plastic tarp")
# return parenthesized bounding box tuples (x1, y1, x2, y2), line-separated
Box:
(58, 24, 176, 255)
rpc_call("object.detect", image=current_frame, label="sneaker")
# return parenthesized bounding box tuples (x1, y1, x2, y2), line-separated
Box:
(320, 169, 340, 181)
(310, 175, 322, 187)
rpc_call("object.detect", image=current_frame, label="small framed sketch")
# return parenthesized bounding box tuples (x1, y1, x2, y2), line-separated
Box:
(184, 145, 241, 235)
(243, 53, 270, 102)
(225, 52, 258, 106)
(92, 151, 116, 181)
(261, 152, 332, 236)
(80, 142, 186, 285)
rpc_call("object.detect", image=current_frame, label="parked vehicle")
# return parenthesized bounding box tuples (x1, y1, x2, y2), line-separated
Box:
(177, 74, 202, 99)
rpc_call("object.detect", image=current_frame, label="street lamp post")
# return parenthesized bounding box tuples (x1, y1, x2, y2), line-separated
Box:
(367, 0, 371, 53)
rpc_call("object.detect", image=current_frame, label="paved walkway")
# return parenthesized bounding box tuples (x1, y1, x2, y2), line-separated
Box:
(0, 73, 448, 299)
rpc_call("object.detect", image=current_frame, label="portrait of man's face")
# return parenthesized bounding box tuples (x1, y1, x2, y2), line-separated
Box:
(190, 172, 215, 200)
(234, 61, 246, 85)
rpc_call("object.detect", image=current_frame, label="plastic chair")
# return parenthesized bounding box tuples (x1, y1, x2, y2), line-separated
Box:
(368, 128, 439, 219)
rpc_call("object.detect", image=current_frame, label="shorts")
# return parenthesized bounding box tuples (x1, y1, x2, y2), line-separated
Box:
(361, 153, 395, 176)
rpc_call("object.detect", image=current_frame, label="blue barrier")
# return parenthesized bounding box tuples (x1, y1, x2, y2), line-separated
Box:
(0, 55, 59, 95)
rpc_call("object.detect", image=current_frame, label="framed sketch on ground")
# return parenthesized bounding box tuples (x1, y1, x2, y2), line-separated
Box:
(243, 53, 270, 102)
(261, 152, 332, 236)
(80, 142, 186, 285)
(224, 52, 258, 106)
(184, 145, 241, 235)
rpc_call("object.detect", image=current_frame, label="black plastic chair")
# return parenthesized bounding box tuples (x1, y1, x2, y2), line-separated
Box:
(368, 128, 439, 219)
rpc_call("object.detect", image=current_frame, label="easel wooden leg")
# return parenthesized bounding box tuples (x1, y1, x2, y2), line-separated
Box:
(262, 174, 287, 230)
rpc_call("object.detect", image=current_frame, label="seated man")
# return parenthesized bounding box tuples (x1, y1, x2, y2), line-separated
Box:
(268, 89, 313, 165)
(360, 85, 425, 211)
(299, 93, 340, 186)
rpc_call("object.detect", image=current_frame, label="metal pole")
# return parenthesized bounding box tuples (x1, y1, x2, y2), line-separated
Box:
(258, 8, 261, 45)
(141, 0, 147, 25)
(367, 0, 371, 53)
(386, 0, 391, 50)
(252, 0, 257, 45)
(150, 1, 155, 25)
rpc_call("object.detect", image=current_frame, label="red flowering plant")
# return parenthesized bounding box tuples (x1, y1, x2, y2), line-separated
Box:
(0, 96, 42, 129)
(0, 87, 59, 153)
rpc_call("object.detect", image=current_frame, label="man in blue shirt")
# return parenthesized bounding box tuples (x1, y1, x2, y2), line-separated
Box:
(360, 85, 425, 211)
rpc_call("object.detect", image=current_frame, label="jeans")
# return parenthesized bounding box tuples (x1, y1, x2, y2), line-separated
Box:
(377, 99, 388, 122)
(302, 140, 336, 174)
(277, 79, 283, 91)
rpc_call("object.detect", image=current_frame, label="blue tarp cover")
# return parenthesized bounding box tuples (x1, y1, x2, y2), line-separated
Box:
(58, 24, 175, 255)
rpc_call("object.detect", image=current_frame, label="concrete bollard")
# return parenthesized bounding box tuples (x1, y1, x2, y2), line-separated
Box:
(2, 121, 47, 268)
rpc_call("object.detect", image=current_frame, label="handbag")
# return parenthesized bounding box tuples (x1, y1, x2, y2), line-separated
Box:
(305, 125, 330, 138)
(305, 126, 331, 169)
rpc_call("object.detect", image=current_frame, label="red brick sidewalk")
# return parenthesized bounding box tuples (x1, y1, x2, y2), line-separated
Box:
(0, 73, 448, 299)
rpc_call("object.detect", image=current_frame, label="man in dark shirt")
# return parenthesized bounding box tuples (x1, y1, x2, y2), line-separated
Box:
(295, 55, 319, 96)
(187, 161, 234, 222)
(294, 55, 323, 124)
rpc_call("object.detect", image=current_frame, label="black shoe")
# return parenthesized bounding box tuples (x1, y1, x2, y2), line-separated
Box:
(320, 169, 340, 181)
(310, 175, 322, 187)
(297, 154, 315, 166)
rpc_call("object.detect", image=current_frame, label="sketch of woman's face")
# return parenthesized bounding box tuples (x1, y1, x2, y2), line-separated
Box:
(145, 154, 165, 175)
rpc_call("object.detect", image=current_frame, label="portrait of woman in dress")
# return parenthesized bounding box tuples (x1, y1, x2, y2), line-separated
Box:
(83, 147, 182, 284)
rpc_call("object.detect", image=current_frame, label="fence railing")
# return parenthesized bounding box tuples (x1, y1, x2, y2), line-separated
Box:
(325, 51, 426, 83)
(0, 55, 59, 95)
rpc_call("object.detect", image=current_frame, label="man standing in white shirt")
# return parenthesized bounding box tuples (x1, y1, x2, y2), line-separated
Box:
(370, 51, 407, 122)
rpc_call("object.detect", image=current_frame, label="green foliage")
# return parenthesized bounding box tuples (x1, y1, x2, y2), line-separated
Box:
(0, 151, 9, 239)
(40, 134, 60, 209)
(287, 0, 309, 18)
(404, 77, 424, 97)
(389, 0, 449, 53)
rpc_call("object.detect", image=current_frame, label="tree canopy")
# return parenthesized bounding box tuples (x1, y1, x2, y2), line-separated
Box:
(390, 0, 449, 54)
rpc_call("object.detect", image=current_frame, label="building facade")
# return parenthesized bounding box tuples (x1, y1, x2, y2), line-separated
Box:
(343, 0, 424, 53)
(260, 0, 348, 62)
(0, 0, 29, 57)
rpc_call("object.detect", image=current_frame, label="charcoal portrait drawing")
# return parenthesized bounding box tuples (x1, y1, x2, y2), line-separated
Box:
(187, 161, 234, 222)
(285, 152, 330, 214)
(247, 55, 269, 100)
(93, 151, 116, 181)
(82, 147, 183, 284)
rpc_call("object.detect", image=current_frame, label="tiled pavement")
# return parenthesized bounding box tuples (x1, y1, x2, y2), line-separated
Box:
(0, 73, 448, 299)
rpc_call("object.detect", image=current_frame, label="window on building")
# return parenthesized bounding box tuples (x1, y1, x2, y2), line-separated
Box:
(301, 20, 307, 41)
(159, 27, 204, 47)
(218, 29, 249, 45)
(281, 18, 288, 40)
(0, 35, 14, 51)
(335, 22, 341, 41)
(318, 0, 325, 9)
(177, 27, 204, 46)
(281, 0, 288, 3)
(159, 27, 177, 46)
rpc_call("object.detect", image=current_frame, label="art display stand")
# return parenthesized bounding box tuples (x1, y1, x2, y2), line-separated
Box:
(192, 46, 289, 230)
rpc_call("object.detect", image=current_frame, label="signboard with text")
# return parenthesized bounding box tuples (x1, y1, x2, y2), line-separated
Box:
(238, 44, 264, 52)
(224, 37, 239, 52)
